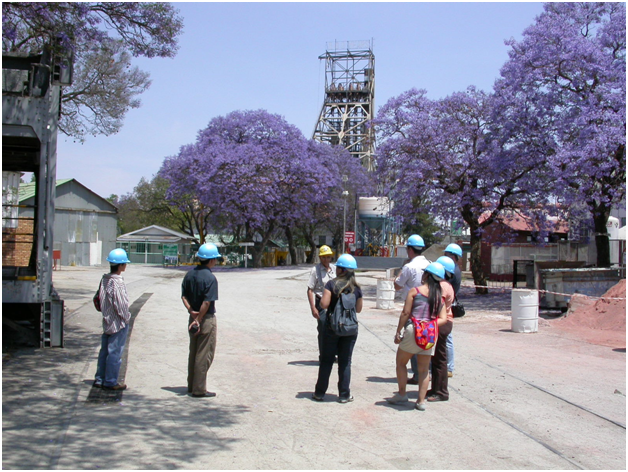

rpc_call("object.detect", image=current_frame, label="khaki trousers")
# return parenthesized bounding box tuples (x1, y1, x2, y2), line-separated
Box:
(188, 314, 217, 395)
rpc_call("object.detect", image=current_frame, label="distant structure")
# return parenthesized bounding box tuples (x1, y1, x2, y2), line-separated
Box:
(312, 40, 375, 171)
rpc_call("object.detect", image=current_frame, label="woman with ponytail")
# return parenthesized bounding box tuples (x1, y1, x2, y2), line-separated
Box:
(387, 262, 448, 411)
(312, 254, 363, 404)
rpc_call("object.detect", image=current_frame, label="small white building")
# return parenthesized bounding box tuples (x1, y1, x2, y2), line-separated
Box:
(117, 225, 196, 264)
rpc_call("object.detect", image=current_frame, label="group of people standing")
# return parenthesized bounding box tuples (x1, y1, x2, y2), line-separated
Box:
(306, 238, 463, 410)
(93, 237, 462, 408)
(93, 243, 223, 398)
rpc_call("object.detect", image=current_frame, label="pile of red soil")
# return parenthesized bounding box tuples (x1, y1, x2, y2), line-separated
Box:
(552, 280, 626, 347)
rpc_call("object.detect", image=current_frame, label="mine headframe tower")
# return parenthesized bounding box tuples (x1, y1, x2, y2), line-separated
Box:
(312, 40, 375, 171)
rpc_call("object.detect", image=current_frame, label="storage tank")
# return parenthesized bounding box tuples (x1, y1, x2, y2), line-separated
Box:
(358, 197, 392, 218)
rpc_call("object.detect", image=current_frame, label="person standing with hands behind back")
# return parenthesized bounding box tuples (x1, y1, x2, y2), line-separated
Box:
(181, 243, 221, 398)
(306, 245, 336, 360)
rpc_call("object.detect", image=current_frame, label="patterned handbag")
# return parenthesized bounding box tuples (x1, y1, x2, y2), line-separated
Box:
(411, 317, 439, 350)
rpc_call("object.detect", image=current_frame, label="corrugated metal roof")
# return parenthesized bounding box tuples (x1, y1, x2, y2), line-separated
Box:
(18, 178, 73, 202)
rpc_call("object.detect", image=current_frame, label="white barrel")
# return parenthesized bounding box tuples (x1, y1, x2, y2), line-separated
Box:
(376, 280, 396, 309)
(511, 289, 539, 333)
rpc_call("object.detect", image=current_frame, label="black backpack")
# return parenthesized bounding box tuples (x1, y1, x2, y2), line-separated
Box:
(329, 290, 358, 336)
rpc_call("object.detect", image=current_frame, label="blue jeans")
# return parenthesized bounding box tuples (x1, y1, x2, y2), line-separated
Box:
(315, 326, 357, 399)
(95, 325, 129, 387)
(447, 332, 454, 372)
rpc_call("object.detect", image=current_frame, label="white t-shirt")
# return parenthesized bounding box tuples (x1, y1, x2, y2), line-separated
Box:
(395, 255, 430, 301)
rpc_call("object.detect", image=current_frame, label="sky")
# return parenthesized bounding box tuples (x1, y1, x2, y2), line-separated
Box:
(56, 1, 546, 199)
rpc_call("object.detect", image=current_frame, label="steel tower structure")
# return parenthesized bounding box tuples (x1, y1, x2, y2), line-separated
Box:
(312, 40, 375, 171)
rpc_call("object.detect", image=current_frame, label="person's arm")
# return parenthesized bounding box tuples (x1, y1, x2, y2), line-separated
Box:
(356, 297, 363, 313)
(394, 288, 416, 343)
(320, 288, 332, 309)
(111, 281, 131, 323)
(307, 288, 319, 319)
(436, 300, 448, 327)
(394, 267, 408, 291)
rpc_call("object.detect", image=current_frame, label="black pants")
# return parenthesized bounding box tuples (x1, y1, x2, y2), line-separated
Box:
(315, 325, 357, 399)
(428, 321, 453, 400)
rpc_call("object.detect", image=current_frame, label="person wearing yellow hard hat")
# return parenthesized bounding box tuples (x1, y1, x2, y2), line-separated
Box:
(307, 245, 336, 361)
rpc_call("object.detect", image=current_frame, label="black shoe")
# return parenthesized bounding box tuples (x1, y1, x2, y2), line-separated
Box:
(93, 381, 103, 388)
(191, 392, 216, 398)
(103, 383, 127, 391)
(407, 378, 419, 385)
(312, 393, 324, 401)
(338, 396, 354, 404)
(426, 395, 447, 402)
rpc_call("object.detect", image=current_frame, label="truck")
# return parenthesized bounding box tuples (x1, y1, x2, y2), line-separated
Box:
(2, 45, 72, 347)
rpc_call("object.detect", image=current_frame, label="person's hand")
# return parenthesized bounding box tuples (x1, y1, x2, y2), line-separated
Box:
(188, 320, 200, 335)
(394, 332, 402, 344)
(311, 308, 319, 320)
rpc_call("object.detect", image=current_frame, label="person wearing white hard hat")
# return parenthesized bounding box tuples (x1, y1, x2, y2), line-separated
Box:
(307, 245, 337, 360)
(181, 243, 222, 398)
(394, 234, 431, 385)
(93, 248, 132, 391)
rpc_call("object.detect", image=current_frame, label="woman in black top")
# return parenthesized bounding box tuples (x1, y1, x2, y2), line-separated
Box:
(312, 254, 363, 403)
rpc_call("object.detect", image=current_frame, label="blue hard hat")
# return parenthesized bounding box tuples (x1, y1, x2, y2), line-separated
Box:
(445, 243, 463, 258)
(197, 243, 222, 260)
(436, 256, 456, 275)
(424, 262, 445, 281)
(336, 254, 358, 270)
(407, 234, 425, 248)
(107, 248, 131, 264)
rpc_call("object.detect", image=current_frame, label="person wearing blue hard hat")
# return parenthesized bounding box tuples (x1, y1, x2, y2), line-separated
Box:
(93, 248, 132, 391)
(394, 234, 431, 385)
(313, 254, 363, 403)
(427, 245, 464, 403)
(387, 262, 448, 411)
(181, 243, 222, 398)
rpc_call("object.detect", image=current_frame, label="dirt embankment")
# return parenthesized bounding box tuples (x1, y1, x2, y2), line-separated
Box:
(551, 279, 626, 348)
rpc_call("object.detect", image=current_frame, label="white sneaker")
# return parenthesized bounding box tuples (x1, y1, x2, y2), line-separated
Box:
(415, 402, 426, 411)
(386, 393, 409, 404)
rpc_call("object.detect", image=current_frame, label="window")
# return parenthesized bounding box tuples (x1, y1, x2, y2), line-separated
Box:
(318, 235, 327, 245)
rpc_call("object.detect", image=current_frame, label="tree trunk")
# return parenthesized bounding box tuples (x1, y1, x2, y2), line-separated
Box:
(250, 222, 275, 268)
(469, 225, 488, 294)
(285, 226, 298, 265)
(591, 201, 611, 267)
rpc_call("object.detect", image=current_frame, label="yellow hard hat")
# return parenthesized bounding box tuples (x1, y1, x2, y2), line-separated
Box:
(319, 245, 334, 257)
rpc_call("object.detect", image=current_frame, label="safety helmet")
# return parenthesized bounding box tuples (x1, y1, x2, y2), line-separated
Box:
(335, 254, 358, 270)
(436, 256, 456, 275)
(424, 262, 445, 281)
(196, 243, 222, 260)
(319, 245, 334, 257)
(407, 234, 425, 248)
(107, 248, 131, 264)
(444, 243, 463, 258)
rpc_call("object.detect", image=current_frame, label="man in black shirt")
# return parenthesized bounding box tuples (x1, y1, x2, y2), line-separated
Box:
(181, 243, 221, 398)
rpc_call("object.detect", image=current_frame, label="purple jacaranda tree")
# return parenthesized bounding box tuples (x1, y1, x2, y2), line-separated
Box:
(2, 2, 183, 140)
(376, 87, 551, 292)
(161, 110, 348, 268)
(496, 2, 626, 267)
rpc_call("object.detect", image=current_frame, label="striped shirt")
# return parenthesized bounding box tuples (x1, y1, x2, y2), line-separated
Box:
(99, 273, 131, 335)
